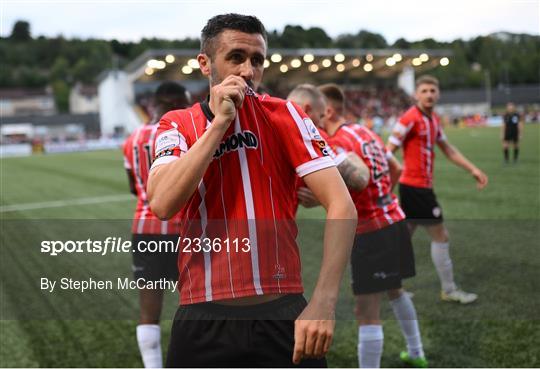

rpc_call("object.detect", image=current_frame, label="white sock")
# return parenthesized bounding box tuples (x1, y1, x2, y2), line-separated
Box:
(358, 325, 383, 368)
(136, 324, 162, 368)
(390, 293, 425, 359)
(430, 241, 457, 293)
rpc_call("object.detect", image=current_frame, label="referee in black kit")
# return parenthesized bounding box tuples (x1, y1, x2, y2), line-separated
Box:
(502, 102, 523, 164)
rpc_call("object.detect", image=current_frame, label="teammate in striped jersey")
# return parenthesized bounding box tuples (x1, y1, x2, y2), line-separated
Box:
(319, 84, 427, 368)
(122, 81, 191, 368)
(387, 75, 488, 304)
(286, 84, 370, 211)
(147, 14, 357, 367)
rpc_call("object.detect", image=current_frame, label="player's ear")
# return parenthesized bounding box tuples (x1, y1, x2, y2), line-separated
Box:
(325, 105, 333, 119)
(303, 103, 312, 116)
(197, 53, 211, 77)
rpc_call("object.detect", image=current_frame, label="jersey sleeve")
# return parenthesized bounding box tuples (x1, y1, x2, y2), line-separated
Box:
(277, 101, 335, 178)
(150, 111, 189, 170)
(318, 130, 346, 165)
(122, 134, 133, 170)
(389, 114, 415, 147)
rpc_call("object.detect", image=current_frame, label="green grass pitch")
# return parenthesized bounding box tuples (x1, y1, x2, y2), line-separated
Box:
(1, 124, 539, 367)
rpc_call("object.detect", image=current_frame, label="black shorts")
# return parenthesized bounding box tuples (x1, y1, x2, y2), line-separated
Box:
(399, 183, 444, 225)
(166, 294, 327, 368)
(504, 127, 519, 142)
(131, 234, 178, 282)
(351, 221, 415, 294)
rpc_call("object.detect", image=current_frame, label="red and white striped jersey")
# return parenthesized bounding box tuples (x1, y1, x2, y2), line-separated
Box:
(328, 124, 405, 234)
(389, 106, 447, 188)
(151, 91, 335, 305)
(123, 124, 182, 235)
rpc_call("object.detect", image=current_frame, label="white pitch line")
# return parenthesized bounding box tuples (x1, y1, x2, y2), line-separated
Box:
(0, 194, 134, 213)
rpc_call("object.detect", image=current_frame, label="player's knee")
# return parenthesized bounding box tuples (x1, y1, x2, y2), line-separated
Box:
(436, 234, 449, 243)
(354, 302, 369, 322)
(386, 288, 403, 300)
(431, 225, 449, 243)
(354, 299, 379, 322)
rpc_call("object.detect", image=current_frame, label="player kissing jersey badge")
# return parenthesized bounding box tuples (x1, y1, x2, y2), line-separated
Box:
(245, 86, 256, 96)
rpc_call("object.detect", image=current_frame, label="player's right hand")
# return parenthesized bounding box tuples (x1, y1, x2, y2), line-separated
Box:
(210, 75, 247, 128)
(293, 300, 335, 364)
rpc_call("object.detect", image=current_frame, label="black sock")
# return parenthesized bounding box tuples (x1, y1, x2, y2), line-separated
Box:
(514, 148, 519, 162)
(504, 148, 509, 162)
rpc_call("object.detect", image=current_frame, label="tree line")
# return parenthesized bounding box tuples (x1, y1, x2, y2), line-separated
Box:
(2, 20, 538, 111)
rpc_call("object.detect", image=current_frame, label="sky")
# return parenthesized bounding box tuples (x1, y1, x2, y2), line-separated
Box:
(1, 0, 539, 43)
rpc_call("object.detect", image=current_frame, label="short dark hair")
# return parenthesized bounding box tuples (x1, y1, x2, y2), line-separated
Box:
(154, 81, 190, 113)
(415, 75, 439, 88)
(318, 83, 345, 114)
(200, 13, 267, 58)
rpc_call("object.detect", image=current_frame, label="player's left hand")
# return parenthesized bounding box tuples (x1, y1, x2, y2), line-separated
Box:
(471, 167, 488, 190)
(297, 187, 320, 208)
(292, 300, 335, 364)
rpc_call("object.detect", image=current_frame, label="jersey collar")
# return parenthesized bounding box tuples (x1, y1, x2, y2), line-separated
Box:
(200, 96, 215, 122)
(415, 105, 433, 120)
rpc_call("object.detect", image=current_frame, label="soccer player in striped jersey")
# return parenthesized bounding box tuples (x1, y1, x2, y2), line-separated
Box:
(387, 75, 488, 304)
(123, 81, 191, 368)
(319, 84, 427, 368)
(287, 84, 370, 211)
(147, 14, 357, 367)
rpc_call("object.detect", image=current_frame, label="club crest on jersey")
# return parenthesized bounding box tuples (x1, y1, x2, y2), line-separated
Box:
(213, 130, 258, 159)
(245, 86, 256, 96)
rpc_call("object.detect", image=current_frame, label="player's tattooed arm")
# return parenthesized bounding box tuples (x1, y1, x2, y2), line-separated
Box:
(336, 152, 369, 191)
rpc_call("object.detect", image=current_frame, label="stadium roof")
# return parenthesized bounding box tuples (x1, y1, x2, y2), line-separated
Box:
(125, 48, 452, 85)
